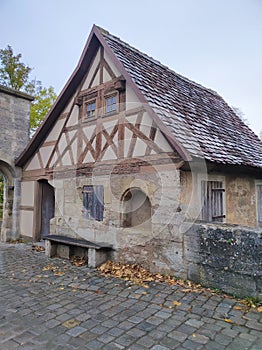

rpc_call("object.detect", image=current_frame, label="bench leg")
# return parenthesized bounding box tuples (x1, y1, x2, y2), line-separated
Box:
(88, 248, 96, 268)
(88, 248, 109, 268)
(45, 240, 57, 258)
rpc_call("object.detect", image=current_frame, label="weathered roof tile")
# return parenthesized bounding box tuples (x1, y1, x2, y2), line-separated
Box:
(102, 30, 262, 169)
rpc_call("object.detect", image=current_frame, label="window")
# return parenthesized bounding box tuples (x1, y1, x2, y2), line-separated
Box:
(201, 181, 225, 222)
(105, 95, 117, 113)
(257, 184, 262, 225)
(83, 185, 104, 221)
(86, 101, 96, 118)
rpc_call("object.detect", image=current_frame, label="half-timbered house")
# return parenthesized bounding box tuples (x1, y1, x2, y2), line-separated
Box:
(16, 25, 262, 275)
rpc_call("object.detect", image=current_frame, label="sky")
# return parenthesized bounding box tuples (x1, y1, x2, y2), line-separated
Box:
(0, 0, 261, 135)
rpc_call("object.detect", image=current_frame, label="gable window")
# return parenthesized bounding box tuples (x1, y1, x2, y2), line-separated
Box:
(257, 184, 262, 226)
(83, 185, 104, 221)
(86, 100, 96, 118)
(201, 180, 225, 222)
(105, 94, 117, 114)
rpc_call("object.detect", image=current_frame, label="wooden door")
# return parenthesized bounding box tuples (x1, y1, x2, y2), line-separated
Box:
(40, 180, 55, 238)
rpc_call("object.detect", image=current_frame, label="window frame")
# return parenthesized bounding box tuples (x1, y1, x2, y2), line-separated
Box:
(86, 100, 97, 119)
(83, 97, 97, 120)
(83, 185, 104, 222)
(256, 181, 262, 227)
(104, 92, 118, 116)
(198, 175, 226, 223)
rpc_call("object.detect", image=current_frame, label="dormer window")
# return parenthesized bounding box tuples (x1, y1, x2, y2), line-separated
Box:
(105, 95, 117, 114)
(86, 100, 96, 118)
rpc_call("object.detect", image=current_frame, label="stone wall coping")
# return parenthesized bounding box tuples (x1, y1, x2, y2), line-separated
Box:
(0, 84, 34, 101)
(185, 221, 262, 233)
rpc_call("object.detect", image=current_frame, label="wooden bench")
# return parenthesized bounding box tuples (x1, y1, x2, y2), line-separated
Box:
(43, 235, 113, 268)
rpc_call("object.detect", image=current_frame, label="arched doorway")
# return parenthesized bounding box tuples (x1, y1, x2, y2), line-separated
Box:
(121, 187, 152, 229)
(0, 173, 4, 232)
(0, 160, 18, 241)
(38, 180, 55, 239)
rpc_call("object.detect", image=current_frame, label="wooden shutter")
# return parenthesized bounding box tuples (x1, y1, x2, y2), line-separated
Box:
(83, 185, 104, 221)
(257, 185, 262, 223)
(202, 181, 225, 222)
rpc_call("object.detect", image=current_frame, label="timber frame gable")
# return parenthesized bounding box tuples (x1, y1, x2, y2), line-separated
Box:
(16, 25, 189, 179)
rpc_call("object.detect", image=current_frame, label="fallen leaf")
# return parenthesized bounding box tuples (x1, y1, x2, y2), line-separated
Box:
(257, 306, 262, 312)
(224, 318, 233, 323)
(173, 301, 181, 306)
(62, 319, 81, 329)
(233, 306, 243, 310)
(54, 271, 65, 276)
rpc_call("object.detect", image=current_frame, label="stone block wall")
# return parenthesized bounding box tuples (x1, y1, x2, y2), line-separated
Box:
(0, 86, 31, 159)
(185, 223, 262, 298)
(0, 85, 32, 241)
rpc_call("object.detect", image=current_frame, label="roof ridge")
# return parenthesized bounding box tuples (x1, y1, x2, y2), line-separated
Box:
(98, 26, 220, 98)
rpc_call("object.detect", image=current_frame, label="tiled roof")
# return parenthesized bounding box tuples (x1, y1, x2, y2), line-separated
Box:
(102, 30, 262, 169)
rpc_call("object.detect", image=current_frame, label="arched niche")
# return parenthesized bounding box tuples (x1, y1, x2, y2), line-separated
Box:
(121, 187, 152, 229)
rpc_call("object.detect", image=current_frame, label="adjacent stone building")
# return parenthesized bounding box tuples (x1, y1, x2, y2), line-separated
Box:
(0, 85, 33, 241)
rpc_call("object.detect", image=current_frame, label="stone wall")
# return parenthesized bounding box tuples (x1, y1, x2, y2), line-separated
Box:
(185, 223, 262, 299)
(0, 86, 32, 159)
(226, 175, 257, 227)
(0, 85, 32, 241)
(49, 165, 262, 299)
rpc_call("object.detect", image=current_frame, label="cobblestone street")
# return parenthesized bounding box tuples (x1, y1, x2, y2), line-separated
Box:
(0, 243, 261, 349)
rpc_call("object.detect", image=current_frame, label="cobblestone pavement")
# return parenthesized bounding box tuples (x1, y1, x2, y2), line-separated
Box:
(0, 243, 261, 350)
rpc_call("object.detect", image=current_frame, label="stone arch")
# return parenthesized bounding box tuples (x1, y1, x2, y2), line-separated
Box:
(121, 187, 152, 229)
(0, 160, 20, 241)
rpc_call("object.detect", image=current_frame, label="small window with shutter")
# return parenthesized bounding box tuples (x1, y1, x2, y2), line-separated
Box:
(201, 181, 225, 222)
(257, 184, 262, 225)
(83, 185, 104, 221)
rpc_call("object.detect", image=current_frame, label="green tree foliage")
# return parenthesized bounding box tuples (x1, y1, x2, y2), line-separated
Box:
(0, 45, 57, 132)
(29, 81, 57, 132)
(0, 45, 32, 91)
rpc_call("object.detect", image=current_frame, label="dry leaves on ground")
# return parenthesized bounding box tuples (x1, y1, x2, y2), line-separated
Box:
(32, 245, 45, 252)
(9, 238, 24, 244)
(97, 261, 262, 313)
(70, 255, 87, 267)
(97, 260, 202, 291)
